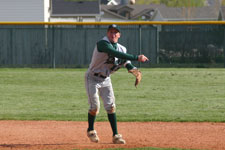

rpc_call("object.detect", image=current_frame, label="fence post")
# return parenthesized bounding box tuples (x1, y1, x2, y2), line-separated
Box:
(52, 25, 55, 68)
(139, 24, 142, 68)
(45, 25, 48, 66)
(10, 28, 13, 65)
(84, 25, 87, 65)
(156, 25, 161, 64)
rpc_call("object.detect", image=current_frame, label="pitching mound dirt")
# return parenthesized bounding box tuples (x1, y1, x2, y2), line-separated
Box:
(0, 121, 224, 150)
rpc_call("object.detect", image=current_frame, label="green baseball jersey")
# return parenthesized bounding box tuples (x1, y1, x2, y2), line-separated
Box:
(88, 36, 138, 77)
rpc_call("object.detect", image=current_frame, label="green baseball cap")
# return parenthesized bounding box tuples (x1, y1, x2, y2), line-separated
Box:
(107, 24, 120, 33)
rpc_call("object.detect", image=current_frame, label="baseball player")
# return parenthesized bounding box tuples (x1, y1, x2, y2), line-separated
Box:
(85, 24, 149, 144)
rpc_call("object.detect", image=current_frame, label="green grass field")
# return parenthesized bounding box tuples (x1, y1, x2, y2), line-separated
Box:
(0, 68, 225, 122)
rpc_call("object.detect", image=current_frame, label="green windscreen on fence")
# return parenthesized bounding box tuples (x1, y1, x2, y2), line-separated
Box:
(159, 25, 224, 66)
(0, 23, 224, 68)
(0, 24, 157, 68)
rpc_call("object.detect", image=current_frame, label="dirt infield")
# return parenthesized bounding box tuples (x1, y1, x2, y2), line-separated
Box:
(0, 121, 225, 150)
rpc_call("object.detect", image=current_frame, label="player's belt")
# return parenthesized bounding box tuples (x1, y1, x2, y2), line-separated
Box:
(94, 73, 107, 79)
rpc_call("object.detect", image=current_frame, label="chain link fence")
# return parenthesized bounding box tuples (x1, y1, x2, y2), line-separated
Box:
(0, 22, 224, 68)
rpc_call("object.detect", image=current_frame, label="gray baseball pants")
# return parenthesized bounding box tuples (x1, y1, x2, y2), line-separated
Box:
(85, 71, 116, 115)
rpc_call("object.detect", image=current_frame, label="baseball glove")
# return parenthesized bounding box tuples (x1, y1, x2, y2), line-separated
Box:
(128, 69, 142, 88)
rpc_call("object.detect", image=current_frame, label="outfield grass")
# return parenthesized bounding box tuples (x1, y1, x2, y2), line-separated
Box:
(0, 68, 225, 122)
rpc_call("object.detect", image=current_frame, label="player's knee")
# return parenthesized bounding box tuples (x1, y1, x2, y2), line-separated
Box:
(89, 109, 99, 116)
(106, 105, 116, 114)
